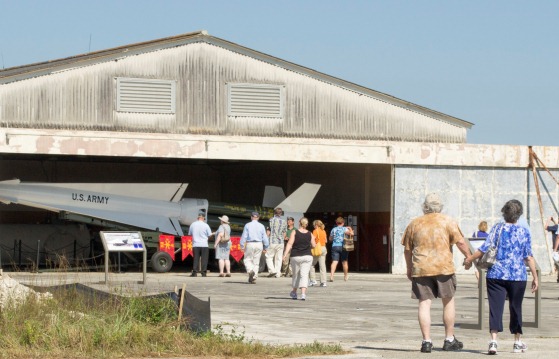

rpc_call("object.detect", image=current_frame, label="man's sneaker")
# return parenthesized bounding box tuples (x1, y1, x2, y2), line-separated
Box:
(301, 294, 306, 301)
(248, 270, 255, 283)
(442, 336, 463, 351)
(488, 341, 498, 355)
(290, 291, 297, 300)
(309, 280, 318, 286)
(320, 282, 327, 287)
(189, 272, 197, 277)
(420, 340, 432, 353)
(267, 272, 276, 278)
(513, 341, 527, 353)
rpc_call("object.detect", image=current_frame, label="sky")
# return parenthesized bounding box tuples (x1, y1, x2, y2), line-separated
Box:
(1, 0, 557, 146)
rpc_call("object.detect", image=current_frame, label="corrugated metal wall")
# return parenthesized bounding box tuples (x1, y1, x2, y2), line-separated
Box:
(0, 42, 466, 143)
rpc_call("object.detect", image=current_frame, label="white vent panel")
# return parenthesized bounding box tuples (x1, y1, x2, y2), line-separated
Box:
(228, 83, 284, 117)
(117, 78, 176, 113)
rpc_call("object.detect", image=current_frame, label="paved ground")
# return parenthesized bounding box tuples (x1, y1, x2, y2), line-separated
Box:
(7, 270, 559, 358)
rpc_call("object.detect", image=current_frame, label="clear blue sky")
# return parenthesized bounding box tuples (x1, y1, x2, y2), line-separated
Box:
(1, 0, 557, 146)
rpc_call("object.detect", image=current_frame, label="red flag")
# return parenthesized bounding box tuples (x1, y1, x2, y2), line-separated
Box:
(159, 234, 175, 261)
(229, 236, 244, 263)
(181, 236, 193, 260)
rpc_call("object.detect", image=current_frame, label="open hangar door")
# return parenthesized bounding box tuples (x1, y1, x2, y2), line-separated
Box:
(0, 155, 392, 272)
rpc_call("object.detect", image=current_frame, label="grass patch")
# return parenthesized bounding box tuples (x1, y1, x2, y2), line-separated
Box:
(0, 282, 346, 358)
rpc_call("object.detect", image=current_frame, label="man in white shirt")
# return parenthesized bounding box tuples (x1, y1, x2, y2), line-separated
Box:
(188, 212, 212, 277)
(240, 211, 269, 284)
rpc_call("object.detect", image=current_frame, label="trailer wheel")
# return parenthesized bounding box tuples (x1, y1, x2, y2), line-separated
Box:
(151, 251, 173, 273)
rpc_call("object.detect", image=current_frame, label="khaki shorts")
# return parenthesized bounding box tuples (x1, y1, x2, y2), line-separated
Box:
(411, 274, 456, 300)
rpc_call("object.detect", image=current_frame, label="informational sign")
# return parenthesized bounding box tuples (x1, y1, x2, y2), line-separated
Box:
(100, 231, 145, 252)
(467, 237, 486, 252)
(100, 231, 147, 285)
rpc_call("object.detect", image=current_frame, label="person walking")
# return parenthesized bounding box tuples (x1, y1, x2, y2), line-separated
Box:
(401, 193, 471, 353)
(464, 200, 538, 355)
(265, 207, 287, 278)
(310, 219, 328, 287)
(214, 215, 232, 277)
(328, 217, 354, 282)
(188, 212, 212, 277)
(544, 216, 558, 248)
(283, 217, 316, 300)
(281, 216, 295, 277)
(240, 211, 269, 284)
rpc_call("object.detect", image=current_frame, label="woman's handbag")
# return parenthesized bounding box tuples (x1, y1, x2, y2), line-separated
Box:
(311, 244, 322, 256)
(478, 246, 497, 269)
(343, 234, 355, 252)
(477, 224, 503, 269)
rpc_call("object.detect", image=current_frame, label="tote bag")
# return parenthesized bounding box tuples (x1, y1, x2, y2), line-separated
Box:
(343, 234, 355, 252)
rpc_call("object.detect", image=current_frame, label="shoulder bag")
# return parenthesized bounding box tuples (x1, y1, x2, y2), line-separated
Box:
(477, 224, 503, 269)
(311, 244, 322, 256)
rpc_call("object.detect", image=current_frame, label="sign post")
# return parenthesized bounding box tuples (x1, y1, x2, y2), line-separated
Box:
(100, 231, 147, 285)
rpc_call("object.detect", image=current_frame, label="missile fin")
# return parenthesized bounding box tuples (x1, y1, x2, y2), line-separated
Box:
(262, 186, 286, 207)
(170, 183, 188, 202)
(276, 183, 321, 213)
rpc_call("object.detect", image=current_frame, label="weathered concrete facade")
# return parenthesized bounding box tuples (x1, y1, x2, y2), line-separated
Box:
(2, 127, 559, 273)
(394, 166, 558, 275)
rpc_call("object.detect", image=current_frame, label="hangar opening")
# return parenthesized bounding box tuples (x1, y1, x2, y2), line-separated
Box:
(0, 154, 392, 273)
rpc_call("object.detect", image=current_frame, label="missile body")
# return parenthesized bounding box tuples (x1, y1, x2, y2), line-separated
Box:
(0, 180, 208, 236)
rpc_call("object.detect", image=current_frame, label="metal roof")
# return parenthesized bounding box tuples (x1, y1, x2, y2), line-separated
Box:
(0, 30, 472, 130)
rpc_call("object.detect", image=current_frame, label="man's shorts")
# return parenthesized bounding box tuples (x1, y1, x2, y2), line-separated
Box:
(411, 274, 456, 300)
(330, 246, 349, 262)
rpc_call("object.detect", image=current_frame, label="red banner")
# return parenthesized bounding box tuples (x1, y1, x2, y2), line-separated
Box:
(229, 236, 244, 263)
(158, 234, 175, 261)
(181, 236, 193, 260)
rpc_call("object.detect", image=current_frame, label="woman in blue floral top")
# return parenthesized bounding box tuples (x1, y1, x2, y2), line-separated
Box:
(328, 216, 354, 282)
(464, 200, 538, 355)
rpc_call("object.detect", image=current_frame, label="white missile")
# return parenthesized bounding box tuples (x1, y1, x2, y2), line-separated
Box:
(0, 179, 207, 236)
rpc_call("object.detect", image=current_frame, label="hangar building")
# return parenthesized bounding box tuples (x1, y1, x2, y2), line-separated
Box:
(1, 31, 558, 274)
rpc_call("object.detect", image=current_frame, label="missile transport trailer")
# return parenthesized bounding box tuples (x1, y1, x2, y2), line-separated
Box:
(0, 210, 263, 273)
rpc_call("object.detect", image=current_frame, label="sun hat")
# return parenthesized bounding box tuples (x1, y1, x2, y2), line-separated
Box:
(218, 215, 230, 224)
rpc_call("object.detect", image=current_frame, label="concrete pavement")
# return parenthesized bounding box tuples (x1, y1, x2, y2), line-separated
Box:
(8, 270, 559, 358)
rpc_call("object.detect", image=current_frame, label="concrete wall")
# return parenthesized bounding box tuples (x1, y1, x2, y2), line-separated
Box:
(393, 165, 555, 275)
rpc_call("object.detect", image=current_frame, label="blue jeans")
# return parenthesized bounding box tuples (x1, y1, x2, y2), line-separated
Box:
(331, 246, 348, 262)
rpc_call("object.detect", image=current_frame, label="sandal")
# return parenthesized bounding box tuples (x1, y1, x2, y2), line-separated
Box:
(219, 273, 225, 277)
